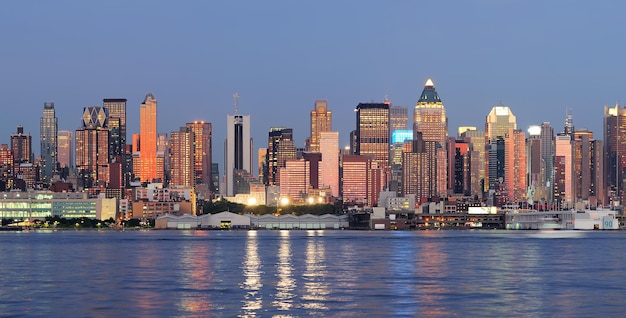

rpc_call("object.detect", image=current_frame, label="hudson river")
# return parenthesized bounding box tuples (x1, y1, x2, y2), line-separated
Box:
(1, 230, 626, 317)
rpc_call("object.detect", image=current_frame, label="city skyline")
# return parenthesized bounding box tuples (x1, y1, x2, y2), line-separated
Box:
(2, 1, 626, 173)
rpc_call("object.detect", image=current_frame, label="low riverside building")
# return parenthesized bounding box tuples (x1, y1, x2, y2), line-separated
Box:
(155, 212, 348, 230)
(250, 214, 349, 229)
(505, 209, 619, 230)
(0, 191, 116, 220)
(156, 212, 251, 229)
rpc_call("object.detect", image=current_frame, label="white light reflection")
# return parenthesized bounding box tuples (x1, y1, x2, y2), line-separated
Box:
(240, 230, 262, 316)
(272, 230, 295, 311)
(302, 230, 329, 311)
(177, 232, 213, 314)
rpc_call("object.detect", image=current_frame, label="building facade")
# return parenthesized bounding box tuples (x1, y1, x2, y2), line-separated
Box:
(40, 102, 58, 183)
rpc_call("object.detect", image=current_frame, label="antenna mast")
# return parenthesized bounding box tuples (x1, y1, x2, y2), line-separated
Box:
(233, 92, 240, 115)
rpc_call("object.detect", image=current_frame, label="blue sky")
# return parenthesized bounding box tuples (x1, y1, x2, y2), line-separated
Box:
(1, 1, 625, 173)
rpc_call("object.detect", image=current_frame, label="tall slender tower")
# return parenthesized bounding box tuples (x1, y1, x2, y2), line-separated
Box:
(75, 107, 109, 188)
(139, 93, 158, 183)
(103, 99, 127, 161)
(225, 93, 253, 197)
(485, 105, 517, 190)
(170, 127, 195, 187)
(319, 131, 339, 197)
(414, 78, 448, 196)
(603, 103, 626, 205)
(309, 100, 332, 152)
(186, 121, 212, 186)
(40, 102, 58, 183)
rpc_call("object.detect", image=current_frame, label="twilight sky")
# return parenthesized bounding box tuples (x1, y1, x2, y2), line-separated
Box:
(1, 1, 625, 174)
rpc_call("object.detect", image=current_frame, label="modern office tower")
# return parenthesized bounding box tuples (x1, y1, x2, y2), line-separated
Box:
(603, 103, 626, 205)
(402, 132, 437, 202)
(40, 102, 58, 183)
(460, 128, 486, 197)
(170, 127, 195, 187)
(414, 78, 448, 197)
(103, 99, 127, 160)
(340, 154, 383, 207)
(485, 105, 517, 141)
(554, 133, 573, 208)
(309, 100, 332, 152)
(389, 105, 409, 132)
(279, 159, 310, 202)
(138, 93, 157, 183)
(319, 131, 339, 197)
(504, 128, 527, 203)
(211, 163, 220, 195)
(225, 113, 253, 197)
(527, 126, 543, 204)
(57, 131, 73, 170)
(11, 126, 32, 164)
(572, 130, 604, 205)
(488, 136, 505, 193)
(264, 127, 296, 186)
(75, 107, 110, 189)
(448, 137, 471, 195)
(156, 133, 167, 183)
(302, 152, 321, 189)
(540, 122, 555, 204)
(186, 121, 212, 186)
(485, 105, 517, 191)
(355, 102, 390, 173)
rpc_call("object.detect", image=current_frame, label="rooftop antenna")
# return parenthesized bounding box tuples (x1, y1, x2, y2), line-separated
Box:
(233, 92, 240, 115)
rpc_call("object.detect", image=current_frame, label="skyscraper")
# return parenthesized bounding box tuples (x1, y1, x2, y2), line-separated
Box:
(139, 93, 158, 183)
(460, 128, 486, 197)
(319, 131, 339, 197)
(11, 126, 32, 164)
(186, 121, 212, 186)
(57, 130, 73, 170)
(414, 78, 448, 196)
(170, 127, 195, 187)
(309, 100, 332, 152)
(402, 132, 437, 202)
(264, 127, 296, 186)
(504, 128, 526, 203)
(225, 113, 252, 197)
(103, 99, 127, 161)
(485, 105, 517, 190)
(389, 105, 409, 133)
(40, 102, 58, 183)
(603, 103, 626, 205)
(75, 107, 109, 188)
(540, 122, 555, 204)
(355, 102, 390, 170)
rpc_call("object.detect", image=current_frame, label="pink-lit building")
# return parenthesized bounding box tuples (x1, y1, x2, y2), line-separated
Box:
(278, 159, 310, 202)
(320, 131, 339, 197)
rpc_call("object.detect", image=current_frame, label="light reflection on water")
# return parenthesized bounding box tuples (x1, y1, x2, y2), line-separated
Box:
(273, 230, 295, 312)
(302, 230, 329, 313)
(1, 230, 626, 317)
(240, 230, 262, 316)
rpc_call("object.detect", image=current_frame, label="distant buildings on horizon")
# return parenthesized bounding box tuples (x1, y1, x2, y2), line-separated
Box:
(0, 78, 624, 216)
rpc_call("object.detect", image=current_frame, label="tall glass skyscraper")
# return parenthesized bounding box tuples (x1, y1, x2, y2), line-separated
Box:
(225, 114, 252, 197)
(40, 102, 58, 183)
(414, 78, 448, 196)
(139, 93, 157, 183)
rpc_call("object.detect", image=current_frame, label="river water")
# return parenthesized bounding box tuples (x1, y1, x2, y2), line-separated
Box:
(0, 229, 625, 317)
